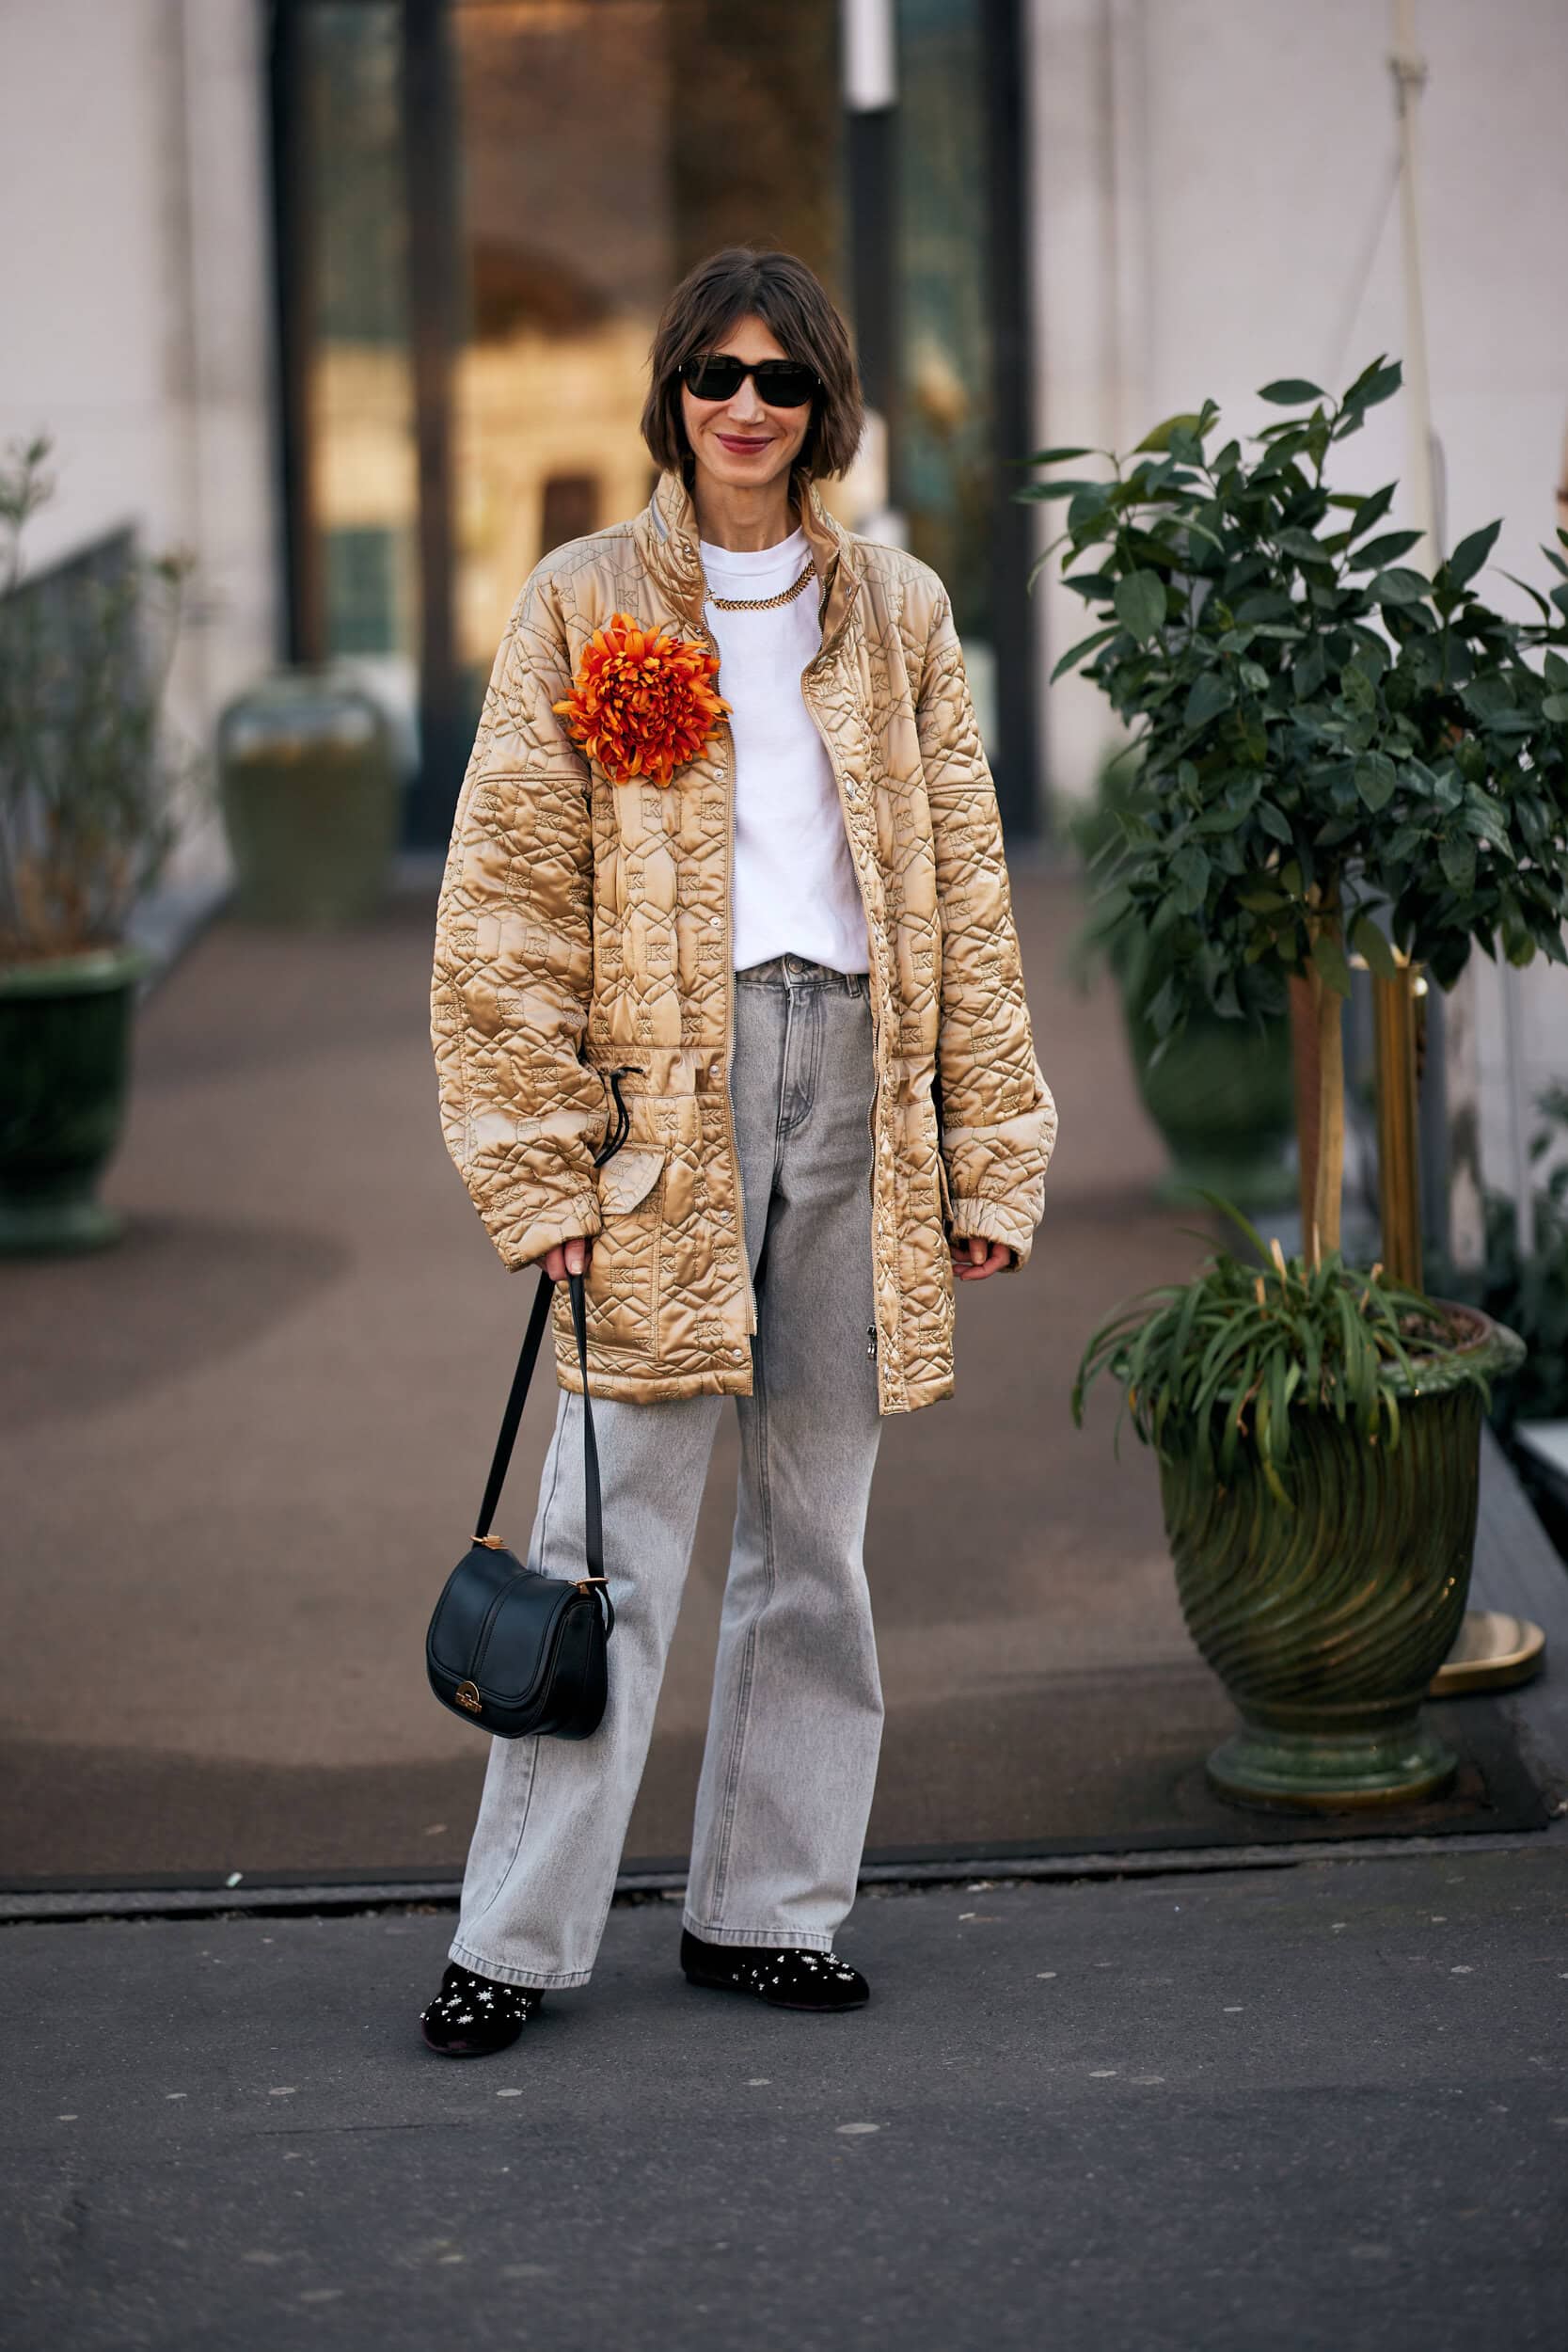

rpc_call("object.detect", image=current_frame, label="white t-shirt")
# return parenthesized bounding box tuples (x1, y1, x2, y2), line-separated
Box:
(700, 525, 870, 976)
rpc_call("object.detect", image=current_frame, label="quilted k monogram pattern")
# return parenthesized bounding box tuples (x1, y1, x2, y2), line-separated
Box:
(432, 470, 1057, 1415)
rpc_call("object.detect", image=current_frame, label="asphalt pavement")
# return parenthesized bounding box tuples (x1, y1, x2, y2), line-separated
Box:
(5, 1837, 1566, 2352)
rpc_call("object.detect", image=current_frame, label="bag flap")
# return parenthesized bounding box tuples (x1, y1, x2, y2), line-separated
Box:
(428, 1545, 580, 1708)
(595, 1145, 665, 1216)
(428, 1540, 521, 1671)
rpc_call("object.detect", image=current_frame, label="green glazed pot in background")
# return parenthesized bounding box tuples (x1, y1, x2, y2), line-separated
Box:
(218, 667, 402, 927)
(1124, 994, 1297, 1211)
(1068, 758, 1295, 1212)
(1161, 1304, 1527, 1809)
(0, 946, 150, 1253)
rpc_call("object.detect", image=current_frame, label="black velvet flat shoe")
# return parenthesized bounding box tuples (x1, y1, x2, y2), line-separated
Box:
(680, 1928, 869, 2012)
(420, 1963, 545, 2057)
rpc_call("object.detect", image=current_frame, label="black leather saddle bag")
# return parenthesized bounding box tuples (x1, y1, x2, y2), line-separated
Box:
(428, 1079, 633, 1738)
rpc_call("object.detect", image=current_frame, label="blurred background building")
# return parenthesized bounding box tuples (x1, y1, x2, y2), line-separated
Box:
(2, 0, 1565, 1188)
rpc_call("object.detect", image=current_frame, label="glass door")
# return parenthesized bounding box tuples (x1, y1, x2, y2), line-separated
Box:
(893, 0, 1037, 833)
(279, 2, 420, 735)
(448, 0, 675, 710)
(275, 0, 1037, 843)
(448, 0, 845, 725)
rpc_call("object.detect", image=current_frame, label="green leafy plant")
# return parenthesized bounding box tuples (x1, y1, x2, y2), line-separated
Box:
(1062, 743, 1155, 994)
(0, 436, 191, 961)
(1070, 1193, 1492, 1506)
(1024, 358, 1568, 1264)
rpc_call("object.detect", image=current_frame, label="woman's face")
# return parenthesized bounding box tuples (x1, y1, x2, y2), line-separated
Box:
(679, 313, 815, 498)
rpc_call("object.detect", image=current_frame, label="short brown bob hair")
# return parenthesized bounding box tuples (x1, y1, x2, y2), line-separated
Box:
(641, 247, 864, 484)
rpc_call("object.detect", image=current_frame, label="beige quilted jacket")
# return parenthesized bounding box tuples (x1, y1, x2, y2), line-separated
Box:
(432, 469, 1056, 1415)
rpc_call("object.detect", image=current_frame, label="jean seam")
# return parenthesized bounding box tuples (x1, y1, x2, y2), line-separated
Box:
(572, 1835, 635, 1993)
(803, 990, 823, 1125)
(448, 1942, 590, 1991)
(774, 983, 797, 1146)
(681, 1916, 834, 1952)
(533, 1398, 567, 1572)
(706, 1324, 772, 1919)
(462, 1734, 541, 1944)
(778, 985, 820, 1137)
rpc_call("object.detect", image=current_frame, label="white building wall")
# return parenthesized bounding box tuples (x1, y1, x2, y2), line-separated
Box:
(1026, 0, 1568, 1210)
(0, 0, 278, 882)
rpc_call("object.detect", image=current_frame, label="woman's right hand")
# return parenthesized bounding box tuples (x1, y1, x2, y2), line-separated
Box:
(541, 1234, 594, 1282)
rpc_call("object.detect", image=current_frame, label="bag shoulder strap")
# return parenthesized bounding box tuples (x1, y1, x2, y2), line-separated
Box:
(471, 1069, 631, 1597)
(473, 1268, 605, 1592)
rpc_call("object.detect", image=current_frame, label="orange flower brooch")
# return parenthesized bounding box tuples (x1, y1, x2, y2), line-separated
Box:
(553, 612, 729, 786)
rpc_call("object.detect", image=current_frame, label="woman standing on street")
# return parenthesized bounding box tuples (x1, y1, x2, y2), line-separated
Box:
(422, 246, 1056, 2056)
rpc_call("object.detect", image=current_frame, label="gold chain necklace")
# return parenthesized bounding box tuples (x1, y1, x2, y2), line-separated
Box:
(706, 559, 816, 613)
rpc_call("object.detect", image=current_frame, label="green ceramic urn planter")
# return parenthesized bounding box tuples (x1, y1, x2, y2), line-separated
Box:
(0, 440, 188, 1255)
(0, 946, 150, 1253)
(217, 668, 401, 927)
(1161, 1304, 1525, 1808)
(1124, 997, 1296, 1211)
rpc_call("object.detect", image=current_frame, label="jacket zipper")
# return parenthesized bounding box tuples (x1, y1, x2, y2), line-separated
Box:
(713, 692, 758, 1339)
(656, 498, 888, 1390)
(800, 664, 882, 1199)
(801, 655, 895, 1406)
(687, 577, 758, 1344)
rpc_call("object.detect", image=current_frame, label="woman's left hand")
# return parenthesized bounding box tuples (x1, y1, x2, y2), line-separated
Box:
(950, 1235, 1016, 1280)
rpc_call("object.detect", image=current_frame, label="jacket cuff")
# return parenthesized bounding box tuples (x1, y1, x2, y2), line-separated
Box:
(946, 1193, 1036, 1270)
(484, 1190, 604, 1272)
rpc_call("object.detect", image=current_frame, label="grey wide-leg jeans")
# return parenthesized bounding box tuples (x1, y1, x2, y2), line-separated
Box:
(451, 954, 886, 1989)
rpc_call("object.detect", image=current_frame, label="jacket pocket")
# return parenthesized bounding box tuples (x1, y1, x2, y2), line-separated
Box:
(564, 1143, 667, 1356)
(595, 1146, 666, 1216)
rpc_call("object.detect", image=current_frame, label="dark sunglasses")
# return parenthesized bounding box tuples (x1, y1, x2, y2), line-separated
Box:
(680, 353, 819, 408)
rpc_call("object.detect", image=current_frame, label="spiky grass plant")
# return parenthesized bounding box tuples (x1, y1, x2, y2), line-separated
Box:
(1070, 1194, 1495, 1507)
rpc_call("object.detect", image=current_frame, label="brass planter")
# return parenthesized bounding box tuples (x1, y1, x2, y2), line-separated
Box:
(1160, 1305, 1526, 1809)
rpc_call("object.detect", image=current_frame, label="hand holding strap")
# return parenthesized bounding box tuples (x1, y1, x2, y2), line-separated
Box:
(468, 1070, 629, 1619)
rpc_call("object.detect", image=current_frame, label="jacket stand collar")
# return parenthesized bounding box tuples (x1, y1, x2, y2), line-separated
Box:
(641, 468, 863, 654)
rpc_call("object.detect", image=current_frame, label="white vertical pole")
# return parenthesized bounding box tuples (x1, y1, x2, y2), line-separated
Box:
(842, 0, 896, 110)
(1390, 0, 1436, 578)
(1390, 0, 1486, 1268)
(840, 0, 900, 541)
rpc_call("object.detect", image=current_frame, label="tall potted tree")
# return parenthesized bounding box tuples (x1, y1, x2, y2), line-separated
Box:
(0, 438, 190, 1251)
(1033, 360, 1566, 1806)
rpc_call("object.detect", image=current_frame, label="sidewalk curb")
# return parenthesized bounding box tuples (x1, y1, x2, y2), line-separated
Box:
(5, 1819, 1563, 1929)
